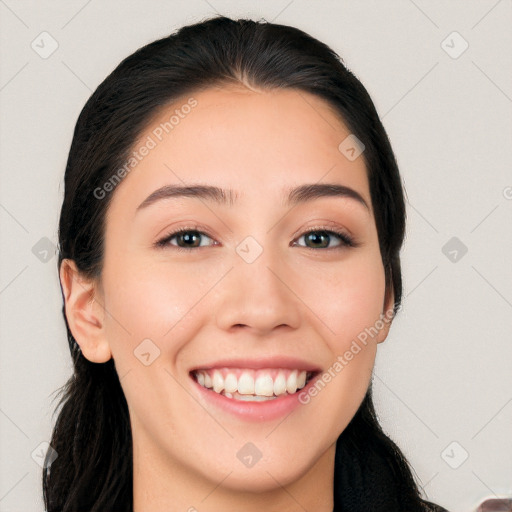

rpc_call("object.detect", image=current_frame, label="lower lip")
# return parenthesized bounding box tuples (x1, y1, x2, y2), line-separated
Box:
(190, 373, 319, 422)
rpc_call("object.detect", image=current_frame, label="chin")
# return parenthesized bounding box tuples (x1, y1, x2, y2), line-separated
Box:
(211, 452, 318, 494)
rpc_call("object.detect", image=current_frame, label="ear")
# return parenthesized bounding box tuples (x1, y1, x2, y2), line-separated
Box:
(375, 285, 396, 344)
(59, 259, 112, 363)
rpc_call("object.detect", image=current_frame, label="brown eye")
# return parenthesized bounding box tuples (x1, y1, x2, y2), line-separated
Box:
(295, 229, 354, 250)
(172, 230, 204, 248)
(156, 228, 215, 250)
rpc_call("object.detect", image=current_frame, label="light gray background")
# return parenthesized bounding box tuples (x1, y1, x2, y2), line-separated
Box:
(1, 1, 511, 511)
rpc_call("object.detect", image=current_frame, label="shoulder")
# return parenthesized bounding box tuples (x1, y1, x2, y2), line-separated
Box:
(421, 498, 450, 512)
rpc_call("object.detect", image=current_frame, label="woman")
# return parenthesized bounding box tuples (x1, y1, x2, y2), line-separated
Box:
(44, 14, 449, 511)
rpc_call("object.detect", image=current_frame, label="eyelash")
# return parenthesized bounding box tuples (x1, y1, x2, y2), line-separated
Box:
(155, 224, 358, 252)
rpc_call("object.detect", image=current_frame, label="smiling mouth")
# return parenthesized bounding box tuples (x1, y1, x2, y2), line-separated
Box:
(190, 367, 320, 401)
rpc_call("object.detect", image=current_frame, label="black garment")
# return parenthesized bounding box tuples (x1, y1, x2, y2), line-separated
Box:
(421, 498, 450, 512)
(332, 441, 452, 511)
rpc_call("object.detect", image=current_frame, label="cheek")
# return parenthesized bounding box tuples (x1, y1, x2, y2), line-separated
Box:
(293, 250, 386, 347)
(295, 254, 384, 427)
(100, 257, 209, 427)
(103, 256, 210, 336)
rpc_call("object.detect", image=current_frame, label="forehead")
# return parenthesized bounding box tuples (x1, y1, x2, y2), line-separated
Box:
(107, 85, 371, 216)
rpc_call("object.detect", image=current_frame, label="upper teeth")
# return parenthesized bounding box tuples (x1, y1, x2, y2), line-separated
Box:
(193, 368, 310, 397)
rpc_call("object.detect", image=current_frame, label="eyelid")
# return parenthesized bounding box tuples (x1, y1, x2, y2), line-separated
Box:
(292, 225, 356, 249)
(290, 219, 353, 240)
(154, 224, 217, 249)
(154, 221, 359, 250)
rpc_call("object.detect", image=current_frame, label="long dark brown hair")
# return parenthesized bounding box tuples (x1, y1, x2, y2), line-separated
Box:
(44, 14, 445, 511)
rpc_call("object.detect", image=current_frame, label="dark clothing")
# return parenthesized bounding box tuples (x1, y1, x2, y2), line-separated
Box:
(421, 498, 450, 512)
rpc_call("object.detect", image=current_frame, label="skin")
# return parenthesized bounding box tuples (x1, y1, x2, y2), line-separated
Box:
(60, 85, 394, 512)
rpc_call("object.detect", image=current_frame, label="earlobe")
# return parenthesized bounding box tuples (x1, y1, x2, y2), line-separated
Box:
(376, 287, 395, 344)
(59, 259, 112, 363)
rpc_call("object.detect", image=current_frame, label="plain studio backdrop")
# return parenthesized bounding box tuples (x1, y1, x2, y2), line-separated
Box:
(0, 1, 511, 511)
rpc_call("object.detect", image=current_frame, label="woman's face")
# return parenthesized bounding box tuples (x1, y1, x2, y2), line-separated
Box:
(77, 86, 393, 504)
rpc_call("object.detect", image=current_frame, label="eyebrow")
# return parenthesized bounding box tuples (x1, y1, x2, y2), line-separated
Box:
(136, 183, 369, 212)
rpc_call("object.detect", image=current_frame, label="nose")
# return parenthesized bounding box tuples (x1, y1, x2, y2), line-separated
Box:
(214, 243, 302, 335)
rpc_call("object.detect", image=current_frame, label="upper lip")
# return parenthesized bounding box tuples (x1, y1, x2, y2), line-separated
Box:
(190, 356, 322, 373)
